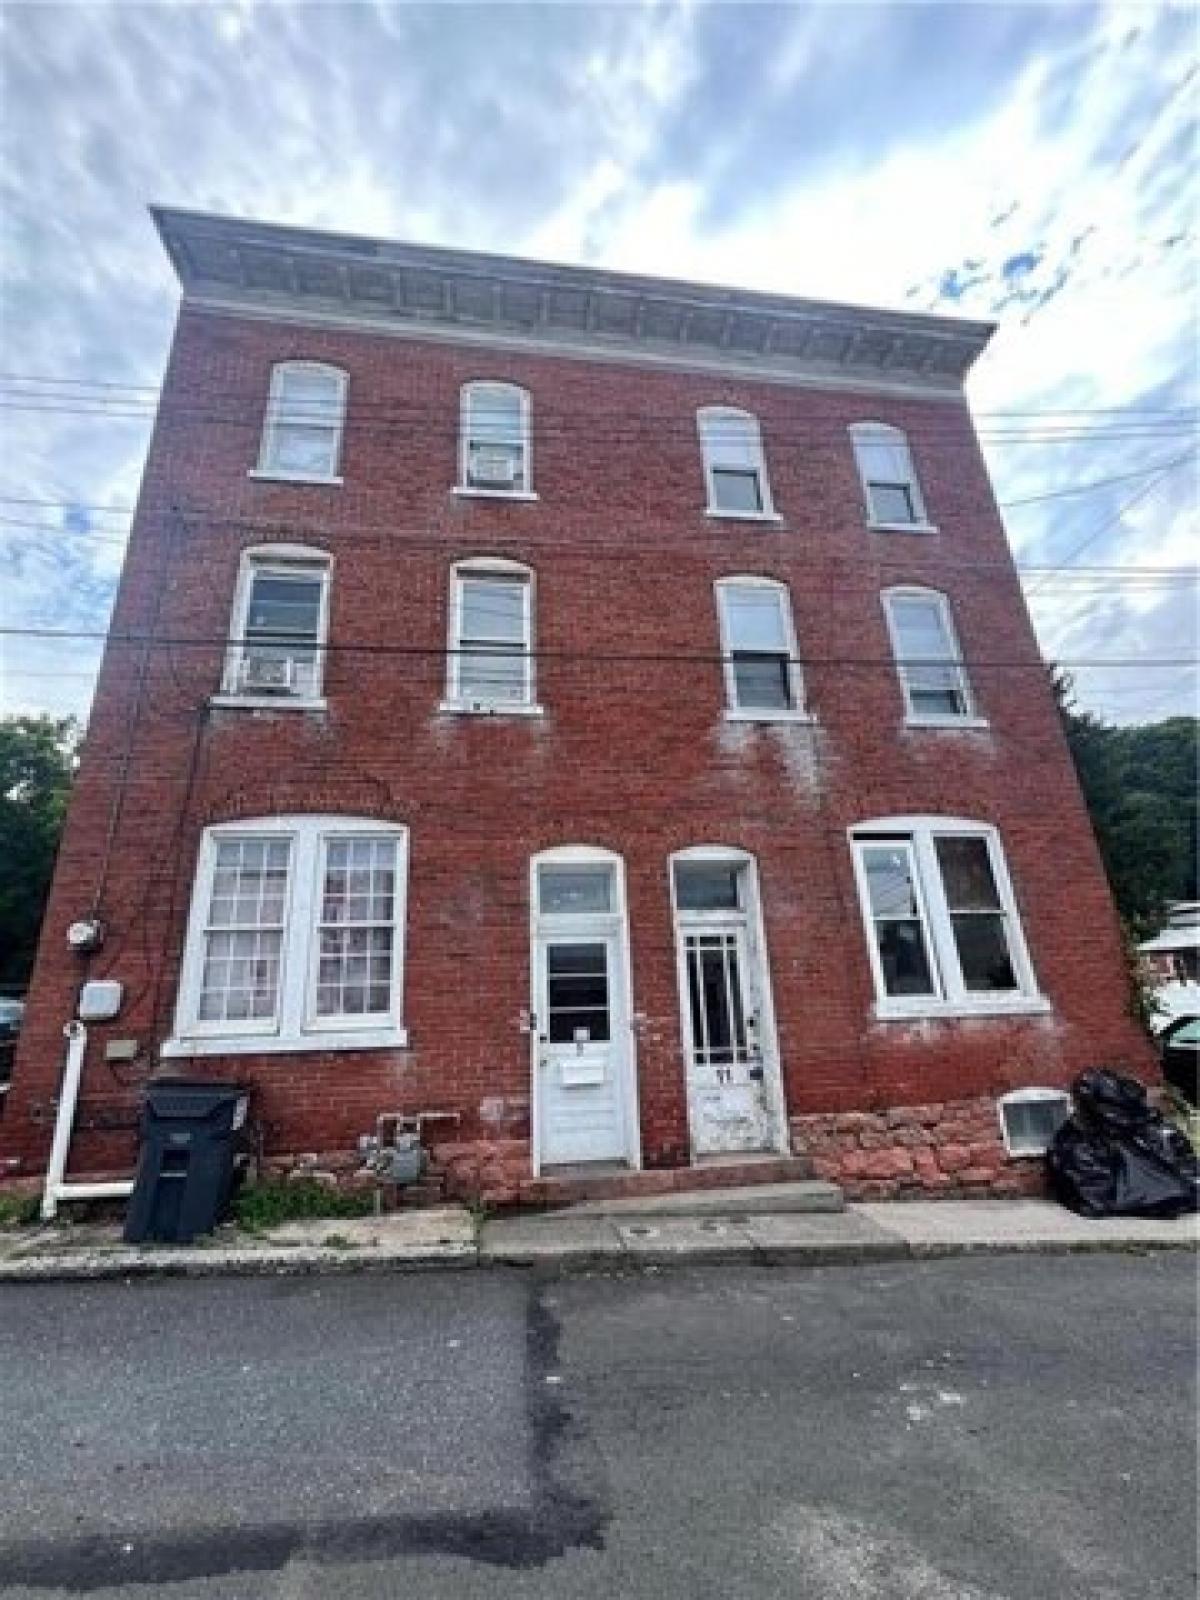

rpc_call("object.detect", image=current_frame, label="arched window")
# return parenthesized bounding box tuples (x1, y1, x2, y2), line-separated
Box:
(221, 544, 332, 704)
(459, 381, 533, 495)
(165, 815, 409, 1055)
(697, 407, 775, 518)
(849, 817, 1043, 1018)
(881, 586, 976, 723)
(714, 576, 806, 718)
(256, 361, 347, 481)
(444, 557, 537, 712)
(849, 421, 929, 529)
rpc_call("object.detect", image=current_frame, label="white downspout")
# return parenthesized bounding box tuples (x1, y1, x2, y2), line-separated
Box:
(41, 1020, 135, 1221)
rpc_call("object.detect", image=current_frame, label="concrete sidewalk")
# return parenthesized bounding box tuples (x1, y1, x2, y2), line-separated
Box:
(0, 1197, 1194, 1281)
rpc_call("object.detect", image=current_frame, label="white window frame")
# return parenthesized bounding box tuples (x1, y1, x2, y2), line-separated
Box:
(849, 421, 935, 533)
(163, 815, 409, 1057)
(881, 586, 985, 728)
(251, 361, 347, 485)
(714, 576, 811, 723)
(441, 557, 541, 715)
(997, 1087, 1071, 1158)
(697, 407, 780, 522)
(455, 380, 536, 499)
(849, 817, 1047, 1021)
(213, 544, 332, 711)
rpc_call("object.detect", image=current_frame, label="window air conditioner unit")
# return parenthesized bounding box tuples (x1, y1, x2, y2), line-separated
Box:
(240, 654, 298, 694)
(469, 447, 519, 488)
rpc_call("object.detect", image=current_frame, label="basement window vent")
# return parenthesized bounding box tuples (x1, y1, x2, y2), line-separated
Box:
(998, 1089, 1070, 1158)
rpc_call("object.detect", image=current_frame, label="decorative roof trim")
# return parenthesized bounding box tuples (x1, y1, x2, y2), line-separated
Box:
(182, 297, 977, 404)
(151, 206, 994, 393)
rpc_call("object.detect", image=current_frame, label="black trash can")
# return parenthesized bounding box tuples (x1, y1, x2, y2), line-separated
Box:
(123, 1079, 253, 1244)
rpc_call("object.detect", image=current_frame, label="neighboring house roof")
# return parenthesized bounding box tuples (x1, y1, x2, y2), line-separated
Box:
(149, 206, 995, 397)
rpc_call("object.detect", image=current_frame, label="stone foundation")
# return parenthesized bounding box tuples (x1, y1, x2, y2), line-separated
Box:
(789, 1096, 1047, 1200)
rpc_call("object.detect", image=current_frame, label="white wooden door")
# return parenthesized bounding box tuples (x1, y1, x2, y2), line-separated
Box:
(680, 921, 776, 1155)
(536, 933, 629, 1167)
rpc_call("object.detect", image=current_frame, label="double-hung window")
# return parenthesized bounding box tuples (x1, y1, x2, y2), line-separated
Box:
(850, 819, 1044, 1019)
(221, 546, 331, 704)
(715, 577, 807, 719)
(882, 587, 978, 724)
(445, 559, 537, 712)
(459, 381, 533, 495)
(698, 407, 776, 518)
(165, 816, 408, 1056)
(850, 422, 930, 530)
(256, 362, 346, 482)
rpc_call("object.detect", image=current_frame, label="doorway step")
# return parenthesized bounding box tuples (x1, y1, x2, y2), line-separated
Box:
(521, 1155, 843, 1214)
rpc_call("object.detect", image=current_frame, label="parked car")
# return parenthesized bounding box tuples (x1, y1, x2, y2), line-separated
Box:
(0, 997, 24, 1095)
(1159, 1014, 1199, 1108)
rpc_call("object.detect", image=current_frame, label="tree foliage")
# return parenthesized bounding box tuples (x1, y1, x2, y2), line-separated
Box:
(0, 716, 79, 987)
(1052, 672, 1199, 934)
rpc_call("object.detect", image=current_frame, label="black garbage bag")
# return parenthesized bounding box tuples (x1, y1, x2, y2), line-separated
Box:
(1047, 1068, 1200, 1219)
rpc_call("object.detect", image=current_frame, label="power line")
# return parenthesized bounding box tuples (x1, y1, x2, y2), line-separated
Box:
(0, 622, 1194, 670)
(2, 369, 1197, 419)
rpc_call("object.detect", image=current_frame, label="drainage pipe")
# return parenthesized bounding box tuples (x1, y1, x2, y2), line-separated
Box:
(41, 1021, 134, 1221)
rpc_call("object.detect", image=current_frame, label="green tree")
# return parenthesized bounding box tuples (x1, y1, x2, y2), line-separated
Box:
(0, 715, 79, 987)
(1053, 672, 1199, 933)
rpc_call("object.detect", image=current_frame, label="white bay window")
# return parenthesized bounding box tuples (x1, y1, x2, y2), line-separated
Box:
(850, 818, 1045, 1020)
(165, 816, 408, 1056)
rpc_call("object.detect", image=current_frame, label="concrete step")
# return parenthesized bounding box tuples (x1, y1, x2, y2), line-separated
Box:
(533, 1179, 845, 1220)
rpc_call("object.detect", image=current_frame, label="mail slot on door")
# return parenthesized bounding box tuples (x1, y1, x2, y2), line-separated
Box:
(560, 1056, 607, 1088)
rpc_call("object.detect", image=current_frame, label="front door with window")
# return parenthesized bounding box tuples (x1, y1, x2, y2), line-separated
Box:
(535, 934, 630, 1167)
(672, 857, 782, 1157)
(531, 856, 637, 1171)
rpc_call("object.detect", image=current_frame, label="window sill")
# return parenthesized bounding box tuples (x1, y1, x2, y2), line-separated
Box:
(903, 715, 990, 731)
(161, 1028, 408, 1058)
(704, 508, 783, 524)
(438, 700, 545, 717)
(248, 469, 344, 487)
(210, 694, 328, 713)
(872, 997, 1052, 1023)
(724, 709, 816, 725)
(868, 520, 939, 535)
(452, 487, 539, 502)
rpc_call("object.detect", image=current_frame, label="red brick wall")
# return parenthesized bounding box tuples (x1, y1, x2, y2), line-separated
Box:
(1, 308, 1154, 1187)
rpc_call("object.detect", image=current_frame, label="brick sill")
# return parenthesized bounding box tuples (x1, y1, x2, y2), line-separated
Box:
(247, 470, 344, 487)
(210, 695, 328, 713)
(872, 999, 1052, 1023)
(161, 1029, 409, 1058)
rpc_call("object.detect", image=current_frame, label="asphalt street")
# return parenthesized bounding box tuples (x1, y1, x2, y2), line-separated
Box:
(1, 1253, 1194, 1599)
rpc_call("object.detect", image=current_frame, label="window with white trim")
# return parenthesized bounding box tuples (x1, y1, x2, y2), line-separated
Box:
(166, 816, 408, 1056)
(459, 381, 532, 495)
(715, 577, 805, 717)
(882, 587, 976, 723)
(222, 547, 331, 703)
(257, 362, 346, 481)
(698, 407, 775, 518)
(850, 819, 1043, 1018)
(445, 559, 535, 710)
(850, 421, 928, 528)
(998, 1088, 1070, 1157)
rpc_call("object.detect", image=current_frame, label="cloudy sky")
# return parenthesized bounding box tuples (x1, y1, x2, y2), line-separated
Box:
(1, 0, 1196, 725)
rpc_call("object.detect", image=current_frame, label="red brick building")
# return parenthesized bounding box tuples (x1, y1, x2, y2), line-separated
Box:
(2, 209, 1153, 1205)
